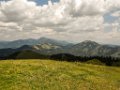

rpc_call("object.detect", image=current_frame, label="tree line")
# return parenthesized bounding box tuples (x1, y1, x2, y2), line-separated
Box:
(50, 53, 120, 66)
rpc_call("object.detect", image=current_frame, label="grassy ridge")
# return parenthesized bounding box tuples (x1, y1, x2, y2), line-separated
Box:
(0, 60, 120, 90)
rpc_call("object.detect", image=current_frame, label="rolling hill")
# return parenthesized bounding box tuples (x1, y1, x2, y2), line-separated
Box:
(8, 50, 47, 59)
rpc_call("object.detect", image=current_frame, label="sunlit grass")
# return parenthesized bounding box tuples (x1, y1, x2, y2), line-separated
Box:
(0, 60, 120, 90)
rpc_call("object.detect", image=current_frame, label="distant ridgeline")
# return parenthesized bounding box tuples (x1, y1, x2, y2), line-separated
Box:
(0, 37, 120, 66)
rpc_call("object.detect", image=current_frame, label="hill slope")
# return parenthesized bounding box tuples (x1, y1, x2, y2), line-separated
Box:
(0, 60, 120, 90)
(8, 50, 47, 59)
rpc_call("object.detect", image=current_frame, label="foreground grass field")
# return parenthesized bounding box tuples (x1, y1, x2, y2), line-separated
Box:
(0, 60, 120, 90)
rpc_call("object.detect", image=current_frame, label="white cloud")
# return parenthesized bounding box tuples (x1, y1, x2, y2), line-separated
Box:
(61, 0, 105, 17)
(111, 11, 120, 17)
(0, 0, 38, 22)
(105, 0, 120, 12)
(0, 21, 22, 31)
(0, 0, 120, 44)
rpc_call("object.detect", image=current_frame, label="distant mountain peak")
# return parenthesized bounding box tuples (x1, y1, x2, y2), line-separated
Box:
(39, 37, 56, 41)
(39, 37, 50, 40)
(82, 40, 97, 43)
(81, 40, 99, 45)
(38, 37, 71, 46)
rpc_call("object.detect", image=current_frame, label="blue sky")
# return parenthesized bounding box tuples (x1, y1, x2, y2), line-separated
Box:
(104, 13, 118, 23)
(0, 0, 59, 5)
(31, 0, 59, 5)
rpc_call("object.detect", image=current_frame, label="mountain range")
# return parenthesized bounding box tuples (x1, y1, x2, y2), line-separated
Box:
(0, 37, 71, 49)
(0, 37, 120, 58)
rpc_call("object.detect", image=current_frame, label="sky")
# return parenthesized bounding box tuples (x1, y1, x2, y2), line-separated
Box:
(0, 0, 120, 45)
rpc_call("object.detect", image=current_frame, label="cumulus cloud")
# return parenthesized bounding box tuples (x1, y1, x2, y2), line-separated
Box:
(105, 0, 120, 12)
(111, 11, 120, 17)
(0, 0, 120, 44)
(0, 0, 37, 22)
(61, 0, 105, 17)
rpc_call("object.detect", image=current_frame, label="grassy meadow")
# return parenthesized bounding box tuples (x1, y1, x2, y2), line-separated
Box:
(0, 60, 120, 90)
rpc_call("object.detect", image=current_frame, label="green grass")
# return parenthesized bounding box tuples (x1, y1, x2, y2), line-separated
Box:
(0, 60, 120, 90)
